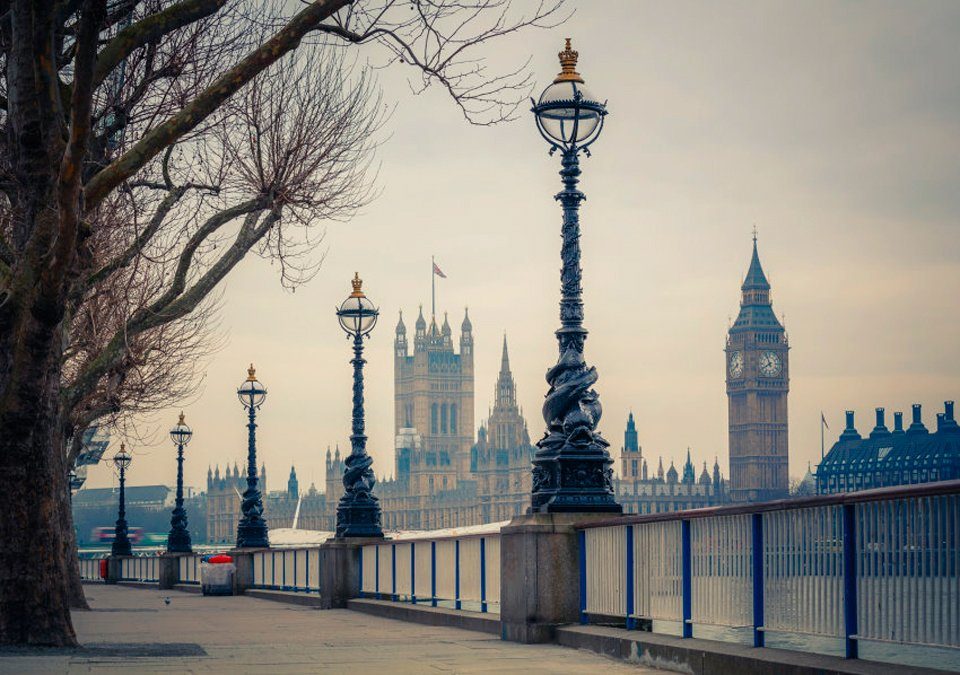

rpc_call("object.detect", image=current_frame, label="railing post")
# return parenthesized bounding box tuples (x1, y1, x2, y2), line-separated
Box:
(681, 519, 692, 639)
(304, 549, 309, 591)
(578, 529, 587, 625)
(843, 504, 859, 659)
(752, 513, 765, 648)
(625, 525, 635, 630)
(358, 546, 364, 596)
(480, 537, 487, 613)
(430, 541, 437, 608)
(375, 545, 380, 599)
(411, 543, 416, 604)
(391, 543, 397, 601)
(455, 539, 461, 610)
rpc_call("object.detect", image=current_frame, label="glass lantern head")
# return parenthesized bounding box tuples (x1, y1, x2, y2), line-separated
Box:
(113, 442, 132, 470)
(533, 39, 606, 151)
(237, 364, 267, 409)
(337, 273, 379, 337)
(169, 411, 193, 447)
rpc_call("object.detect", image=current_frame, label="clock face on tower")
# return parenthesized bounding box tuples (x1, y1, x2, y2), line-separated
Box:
(728, 351, 744, 378)
(759, 350, 782, 377)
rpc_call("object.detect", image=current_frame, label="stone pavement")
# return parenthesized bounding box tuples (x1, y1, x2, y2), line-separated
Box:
(0, 585, 660, 674)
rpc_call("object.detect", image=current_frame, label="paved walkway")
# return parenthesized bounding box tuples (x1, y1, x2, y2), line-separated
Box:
(0, 585, 659, 674)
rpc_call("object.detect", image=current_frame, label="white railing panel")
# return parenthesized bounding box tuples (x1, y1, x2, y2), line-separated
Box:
(361, 545, 377, 593)
(857, 494, 960, 648)
(253, 551, 266, 586)
(458, 538, 482, 603)
(435, 540, 456, 601)
(763, 505, 844, 637)
(377, 544, 393, 596)
(283, 550, 296, 589)
(413, 541, 432, 601)
(635, 521, 683, 622)
(395, 543, 413, 597)
(691, 514, 752, 627)
(485, 536, 501, 606)
(294, 549, 309, 589)
(585, 525, 627, 616)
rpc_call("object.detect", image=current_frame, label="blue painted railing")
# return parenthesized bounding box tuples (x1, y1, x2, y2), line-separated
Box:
(579, 480, 960, 666)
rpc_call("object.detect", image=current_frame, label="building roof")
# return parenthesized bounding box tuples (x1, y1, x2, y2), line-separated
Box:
(819, 405, 960, 479)
(741, 237, 770, 291)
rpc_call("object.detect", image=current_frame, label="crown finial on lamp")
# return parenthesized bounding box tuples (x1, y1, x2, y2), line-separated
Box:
(554, 38, 584, 84)
(178, 411, 185, 425)
(350, 272, 365, 298)
(247, 363, 256, 381)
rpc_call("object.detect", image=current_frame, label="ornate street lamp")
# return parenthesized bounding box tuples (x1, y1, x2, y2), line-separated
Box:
(111, 443, 133, 556)
(334, 273, 384, 538)
(235, 364, 269, 548)
(528, 39, 621, 513)
(167, 411, 193, 553)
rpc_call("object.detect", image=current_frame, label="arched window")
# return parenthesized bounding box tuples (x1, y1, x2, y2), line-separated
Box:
(441, 403, 448, 433)
(450, 404, 458, 434)
(431, 404, 438, 434)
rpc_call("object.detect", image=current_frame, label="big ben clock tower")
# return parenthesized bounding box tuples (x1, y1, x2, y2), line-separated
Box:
(726, 234, 789, 502)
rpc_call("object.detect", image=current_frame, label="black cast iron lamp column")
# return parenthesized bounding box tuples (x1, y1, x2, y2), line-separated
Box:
(334, 273, 384, 538)
(111, 443, 133, 556)
(167, 412, 193, 553)
(235, 364, 269, 548)
(528, 39, 621, 513)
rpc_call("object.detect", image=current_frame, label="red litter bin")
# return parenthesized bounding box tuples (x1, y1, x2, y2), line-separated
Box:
(99, 559, 108, 580)
(201, 554, 235, 596)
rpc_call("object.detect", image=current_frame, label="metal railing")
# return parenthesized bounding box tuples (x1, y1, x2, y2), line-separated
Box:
(118, 553, 162, 582)
(251, 548, 321, 592)
(78, 556, 106, 581)
(359, 525, 502, 614)
(178, 554, 203, 584)
(579, 480, 960, 663)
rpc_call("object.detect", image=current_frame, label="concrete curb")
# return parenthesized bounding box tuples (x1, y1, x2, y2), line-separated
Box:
(244, 589, 323, 607)
(556, 625, 950, 675)
(347, 599, 500, 636)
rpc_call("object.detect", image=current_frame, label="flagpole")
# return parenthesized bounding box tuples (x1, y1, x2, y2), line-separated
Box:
(431, 255, 436, 319)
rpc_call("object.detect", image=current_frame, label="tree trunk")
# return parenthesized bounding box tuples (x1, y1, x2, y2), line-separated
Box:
(61, 471, 89, 610)
(0, 329, 78, 645)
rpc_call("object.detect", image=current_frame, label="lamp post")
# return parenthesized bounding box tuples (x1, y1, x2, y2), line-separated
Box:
(167, 412, 193, 553)
(111, 443, 133, 556)
(528, 39, 621, 513)
(235, 365, 269, 548)
(334, 273, 384, 538)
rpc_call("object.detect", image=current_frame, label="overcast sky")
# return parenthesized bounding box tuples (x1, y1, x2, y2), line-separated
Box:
(84, 1, 960, 503)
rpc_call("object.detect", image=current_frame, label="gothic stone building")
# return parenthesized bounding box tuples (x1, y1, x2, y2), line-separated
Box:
(726, 236, 790, 502)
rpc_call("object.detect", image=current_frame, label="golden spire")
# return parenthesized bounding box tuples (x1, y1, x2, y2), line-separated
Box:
(553, 38, 584, 84)
(247, 364, 256, 381)
(350, 272, 365, 298)
(178, 411, 186, 425)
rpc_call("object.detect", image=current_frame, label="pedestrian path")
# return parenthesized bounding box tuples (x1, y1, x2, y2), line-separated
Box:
(0, 585, 661, 673)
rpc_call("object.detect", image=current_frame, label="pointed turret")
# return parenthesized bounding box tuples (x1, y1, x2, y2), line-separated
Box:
(667, 461, 679, 484)
(656, 457, 664, 481)
(441, 312, 451, 336)
(699, 461, 711, 485)
(731, 233, 783, 333)
(624, 411, 639, 453)
(741, 233, 770, 291)
(494, 334, 517, 409)
(461, 307, 473, 332)
(395, 310, 409, 357)
(682, 448, 696, 484)
(396, 310, 406, 335)
(713, 456, 722, 486)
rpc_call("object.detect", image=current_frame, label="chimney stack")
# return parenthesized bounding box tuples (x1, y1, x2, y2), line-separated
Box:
(893, 411, 904, 434)
(906, 403, 928, 435)
(941, 401, 959, 433)
(936, 413, 945, 433)
(840, 410, 861, 440)
(869, 407, 890, 438)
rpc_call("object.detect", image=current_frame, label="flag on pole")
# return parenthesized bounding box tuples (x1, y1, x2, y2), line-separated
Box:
(433, 261, 447, 278)
(821, 412, 829, 430)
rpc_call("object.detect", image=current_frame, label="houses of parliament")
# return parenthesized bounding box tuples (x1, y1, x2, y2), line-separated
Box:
(206, 239, 789, 542)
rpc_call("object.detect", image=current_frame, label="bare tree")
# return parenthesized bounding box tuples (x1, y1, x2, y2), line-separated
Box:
(0, 0, 564, 646)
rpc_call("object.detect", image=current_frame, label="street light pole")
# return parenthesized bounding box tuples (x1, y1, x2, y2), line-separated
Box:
(167, 412, 193, 553)
(236, 365, 269, 548)
(111, 443, 133, 556)
(529, 40, 621, 514)
(335, 273, 384, 538)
